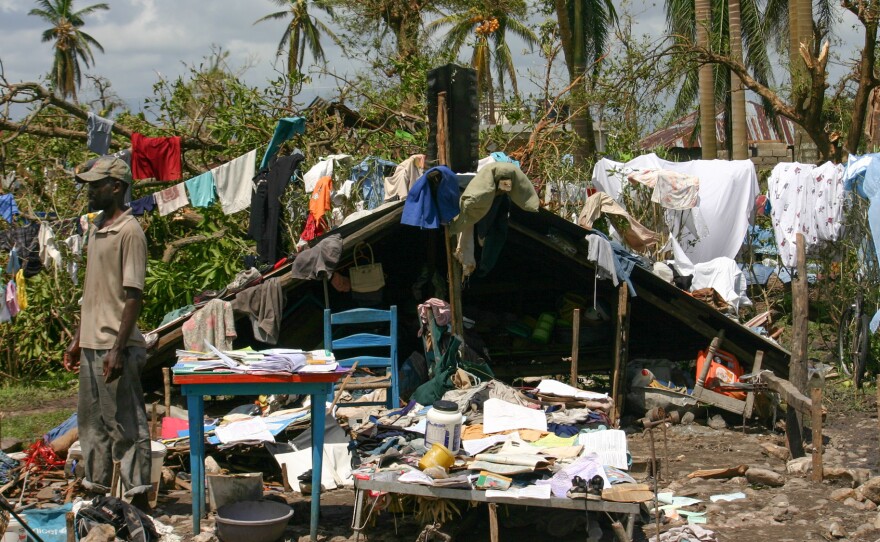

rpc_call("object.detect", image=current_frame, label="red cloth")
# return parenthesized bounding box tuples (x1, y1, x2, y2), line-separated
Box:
(300, 214, 327, 242)
(131, 132, 182, 181)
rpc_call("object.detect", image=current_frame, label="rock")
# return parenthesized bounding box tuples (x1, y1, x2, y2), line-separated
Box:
(760, 442, 791, 462)
(681, 412, 695, 425)
(0, 437, 22, 453)
(191, 532, 218, 542)
(708, 414, 727, 430)
(35, 487, 58, 501)
(81, 524, 116, 542)
(784, 477, 809, 490)
(859, 476, 880, 503)
(746, 467, 785, 487)
(161, 466, 176, 489)
(824, 520, 847, 539)
(204, 456, 221, 474)
(844, 497, 866, 510)
(786, 457, 812, 475)
(865, 499, 877, 510)
(831, 488, 855, 502)
(727, 476, 748, 485)
(874, 511, 880, 529)
(770, 494, 790, 507)
(854, 523, 874, 537)
(825, 466, 872, 488)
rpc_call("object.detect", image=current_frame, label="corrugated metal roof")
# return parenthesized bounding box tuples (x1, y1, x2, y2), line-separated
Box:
(640, 101, 796, 149)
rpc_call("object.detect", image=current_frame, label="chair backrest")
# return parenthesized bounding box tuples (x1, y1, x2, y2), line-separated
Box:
(323, 306, 398, 408)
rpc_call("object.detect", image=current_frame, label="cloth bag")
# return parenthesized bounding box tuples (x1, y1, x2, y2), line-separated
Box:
(349, 243, 385, 293)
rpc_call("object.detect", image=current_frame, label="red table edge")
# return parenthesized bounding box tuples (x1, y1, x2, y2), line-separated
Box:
(173, 370, 348, 385)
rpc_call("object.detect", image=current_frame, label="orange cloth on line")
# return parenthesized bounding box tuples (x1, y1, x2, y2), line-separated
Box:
(460, 424, 548, 442)
(309, 175, 332, 220)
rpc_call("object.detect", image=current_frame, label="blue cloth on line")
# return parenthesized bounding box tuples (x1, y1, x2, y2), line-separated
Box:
(86, 112, 114, 155)
(401, 166, 460, 229)
(351, 157, 397, 210)
(185, 171, 216, 207)
(129, 195, 156, 216)
(260, 117, 306, 170)
(5, 247, 20, 275)
(0, 194, 18, 223)
(490, 151, 520, 168)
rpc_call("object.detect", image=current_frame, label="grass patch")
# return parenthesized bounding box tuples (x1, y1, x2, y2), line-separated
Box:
(824, 378, 876, 413)
(0, 384, 78, 411)
(0, 409, 75, 442)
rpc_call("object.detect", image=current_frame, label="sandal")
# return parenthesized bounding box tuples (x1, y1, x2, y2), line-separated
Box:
(567, 475, 588, 499)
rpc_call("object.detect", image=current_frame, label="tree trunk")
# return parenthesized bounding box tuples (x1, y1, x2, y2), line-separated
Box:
(570, 0, 597, 162)
(288, 22, 301, 110)
(696, 0, 717, 159)
(846, 18, 879, 153)
(728, 0, 749, 159)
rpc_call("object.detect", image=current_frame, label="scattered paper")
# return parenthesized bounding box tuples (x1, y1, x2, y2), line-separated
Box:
(483, 398, 548, 434)
(487, 484, 552, 500)
(474, 453, 549, 468)
(710, 492, 747, 503)
(536, 379, 609, 400)
(214, 417, 275, 444)
(577, 429, 628, 470)
(298, 362, 339, 373)
(658, 494, 702, 507)
(462, 432, 515, 456)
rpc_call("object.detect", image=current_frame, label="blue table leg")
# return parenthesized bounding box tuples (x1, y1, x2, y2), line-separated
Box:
(187, 392, 206, 534)
(309, 389, 327, 542)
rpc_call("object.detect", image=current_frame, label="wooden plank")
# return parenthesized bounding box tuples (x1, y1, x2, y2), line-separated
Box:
(488, 503, 499, 542)
(787, 233, 808, 458)
(693, 331, 725, 401)
(571, 308, 581, 387)
(611, 284, 629, 423)
(762, 373, 813, 416)
(693, 387, 746, 415)
(743, 351, 763, 419)
(811, 383, 824, 482)
(354, 479, 640, 514)
(333, 334, 393, 349)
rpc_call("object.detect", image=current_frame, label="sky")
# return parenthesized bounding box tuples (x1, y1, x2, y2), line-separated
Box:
(0, 0, 866, 116)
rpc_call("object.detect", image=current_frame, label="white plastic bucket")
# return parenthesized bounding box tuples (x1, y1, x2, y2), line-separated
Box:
(2, 518, 26, 542)
(148, 441, 167, 507)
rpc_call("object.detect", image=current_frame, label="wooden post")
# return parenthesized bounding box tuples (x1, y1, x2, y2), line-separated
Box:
(437, 91, 464, 338)
(66, 512, 75, 542)
(788, 233, 808, 458)
(570, 309, 581, 388)
(611, 284, 629, 424)
(151, 402, 159, 440)
(693, 331, 725, 401)
(810, 371, 824, 482)
(488, 503, 499, 542)
(163, 367, 172, 418)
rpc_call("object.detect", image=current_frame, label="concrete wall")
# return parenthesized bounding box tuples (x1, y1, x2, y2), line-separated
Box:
(715, 140, 818, 168)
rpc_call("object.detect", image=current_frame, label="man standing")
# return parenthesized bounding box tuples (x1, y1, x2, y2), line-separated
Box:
(64, 156, 151, 510)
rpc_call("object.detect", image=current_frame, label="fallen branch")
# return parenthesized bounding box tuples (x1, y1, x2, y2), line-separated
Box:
(162, 228, 227, 263)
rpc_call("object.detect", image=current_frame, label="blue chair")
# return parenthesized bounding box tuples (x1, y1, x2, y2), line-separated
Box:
(323, 306, 399, 409)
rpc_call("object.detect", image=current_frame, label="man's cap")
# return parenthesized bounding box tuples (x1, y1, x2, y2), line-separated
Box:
(75, 156, 132, 184)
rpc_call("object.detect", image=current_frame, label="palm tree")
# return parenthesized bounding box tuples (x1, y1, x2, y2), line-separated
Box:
(666, 0, 775, 158)
(728, 0, 747, 159)
(28, 0, 109, 102)
(254, 0, 340, 107)
(428, 3, 538, 122)
(553, 0, 617, 161)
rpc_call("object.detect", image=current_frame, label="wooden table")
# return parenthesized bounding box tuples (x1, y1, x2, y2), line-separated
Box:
(174, 370, 346, 542)
(352, 477, 641, 540)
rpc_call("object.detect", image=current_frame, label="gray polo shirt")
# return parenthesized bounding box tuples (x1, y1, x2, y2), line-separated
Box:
(80, 208, 147, 350)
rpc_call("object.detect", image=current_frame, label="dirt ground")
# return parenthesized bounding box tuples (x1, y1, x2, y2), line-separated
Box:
(141, 386, 880, 542)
